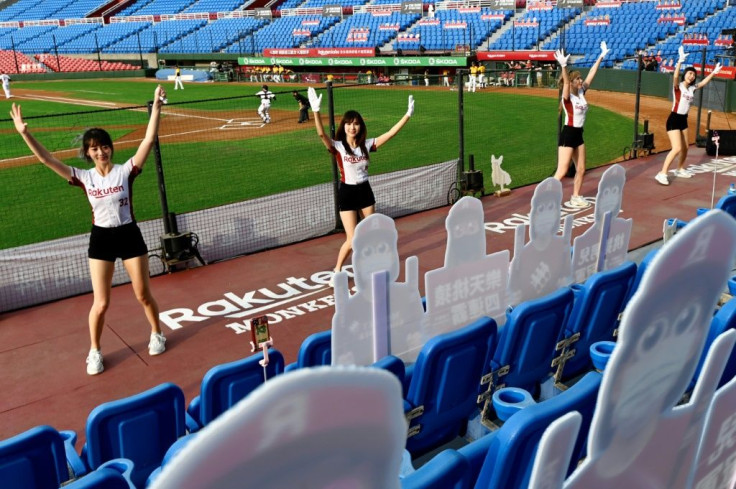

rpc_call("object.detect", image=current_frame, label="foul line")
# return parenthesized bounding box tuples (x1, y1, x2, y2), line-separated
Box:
(20, 94, 119, 108)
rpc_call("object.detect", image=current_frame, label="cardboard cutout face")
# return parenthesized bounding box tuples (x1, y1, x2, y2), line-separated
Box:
(586, 210, 736, 479)
(595, 166, 624, 221)
(571, 165, 631, 283)
(529, 210, 736, 489)
(425, 197, 509, 336)
(332, 214, 424, 365)
(508, 178, 572, 305)
(529, 178, 563, 246)
(444, 197, 486, 267)
(352, 214, 400, 294)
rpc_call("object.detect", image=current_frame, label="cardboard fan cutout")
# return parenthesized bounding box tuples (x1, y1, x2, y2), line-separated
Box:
(529, 210, 736, 489)
(149, 367, 407, 489)
(424, 196, 509, 337)
(332, 214, 424, 365)
(507, 177, 573, 306)
(571, 164, 632, 283)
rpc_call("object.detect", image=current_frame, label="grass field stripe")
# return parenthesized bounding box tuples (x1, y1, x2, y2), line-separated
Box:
(20, 95, 118, 107)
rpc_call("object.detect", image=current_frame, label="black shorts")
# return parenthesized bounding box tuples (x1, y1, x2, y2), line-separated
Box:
(666, 112, 688, 131)
(88, 222, 148, 262)
(558, 126, 584, 148)
(338, 181, 376, 212)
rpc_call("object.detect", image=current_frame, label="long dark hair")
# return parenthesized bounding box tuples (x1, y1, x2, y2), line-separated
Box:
(682, 66, 697, 86)
(79, 128, 114, 162)
(335, 110, 367, 156)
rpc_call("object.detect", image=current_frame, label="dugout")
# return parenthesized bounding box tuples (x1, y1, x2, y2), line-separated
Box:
(155, 68, 212, 83)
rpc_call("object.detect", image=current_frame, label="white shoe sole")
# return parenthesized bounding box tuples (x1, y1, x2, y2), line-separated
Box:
(86, 362, 104, 375)
(567, 198, 590, 208)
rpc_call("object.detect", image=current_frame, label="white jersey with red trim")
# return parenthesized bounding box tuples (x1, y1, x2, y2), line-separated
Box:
(561, 88, 588, 128)
(69, 158, 141, 227)
(671, 81, 697, 115)
(330, 138, 376, 184)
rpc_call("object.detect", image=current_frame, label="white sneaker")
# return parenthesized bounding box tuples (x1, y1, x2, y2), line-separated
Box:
(86, 350, 104, 375)
(673, 169, 693, 178)
(148, 333, 166, 356)
(655, 173, 670, 186)
(567, 195, 590, 208)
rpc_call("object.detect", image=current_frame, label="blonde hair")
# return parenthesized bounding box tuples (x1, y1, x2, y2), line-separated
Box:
(558, 70, 582, 89)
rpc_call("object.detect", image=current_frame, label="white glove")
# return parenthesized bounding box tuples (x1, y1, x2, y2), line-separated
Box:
(406, 95, 414, 118)
(678, 46, 688, 64)
(307, 87, 322, 112)
(600, 41, 610, 58)
(554, 49, 570, 68)
(713, 62, 723, 75)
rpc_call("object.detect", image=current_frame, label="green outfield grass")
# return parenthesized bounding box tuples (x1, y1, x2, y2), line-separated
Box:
(0, 79, 633, 249)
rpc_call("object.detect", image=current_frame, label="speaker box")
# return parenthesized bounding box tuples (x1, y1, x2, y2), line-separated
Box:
(463, 170, 484, 191)
(161, 233, 192, 261)
(637, 132, 655, 150)
(706, 130, 736, 156)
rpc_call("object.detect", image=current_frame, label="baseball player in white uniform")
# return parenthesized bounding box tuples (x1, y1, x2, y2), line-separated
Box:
(174, 65, 184, 90)
(256, 84, 275, 123)
(1, 72, 11, 99)
(9, 85, 169, 376)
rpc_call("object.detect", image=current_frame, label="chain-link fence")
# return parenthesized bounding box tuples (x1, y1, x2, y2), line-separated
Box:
(1, 68, 733, 311)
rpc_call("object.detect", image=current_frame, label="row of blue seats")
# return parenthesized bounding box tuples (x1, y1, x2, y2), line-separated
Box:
(5, 197, 736, 488)
(0, 5, 731, 63)
(5, 283, 736, 488)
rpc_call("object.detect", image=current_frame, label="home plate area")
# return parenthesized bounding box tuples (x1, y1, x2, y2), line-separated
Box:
(220, 118, 266, 129)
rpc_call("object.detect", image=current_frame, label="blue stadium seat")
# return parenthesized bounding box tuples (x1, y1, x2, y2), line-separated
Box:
(64, 459, 135, 489)
(187, 349, 285, 432)
(625, 248, 659, 306)
(400, 450, 472, 489)
(401, 371, 602, 488)
(284, 329, 331, 372)
(81, 383, 187, 488)
(690, 297, 736, 391)
(0, 425, 87, 488)
(472, 371, 601, 488)
(490, 287, 574, 397)
(404, 316, 496, 457)
(554, 261, 637, 382)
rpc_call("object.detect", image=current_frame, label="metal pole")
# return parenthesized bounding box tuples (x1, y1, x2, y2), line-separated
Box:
(695, 47, 707, 143)
(10, 35, 19, 73)
(327, 81, 342, 231)
(94, 33, 102, 71)
(458, 69, 465, 180)
(537, 22, 541, 50)
(52, 35, 61, 72)
(148, 101, 175, 235)
(633, 53, 643, 149)
(136, 32, 144, 69)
